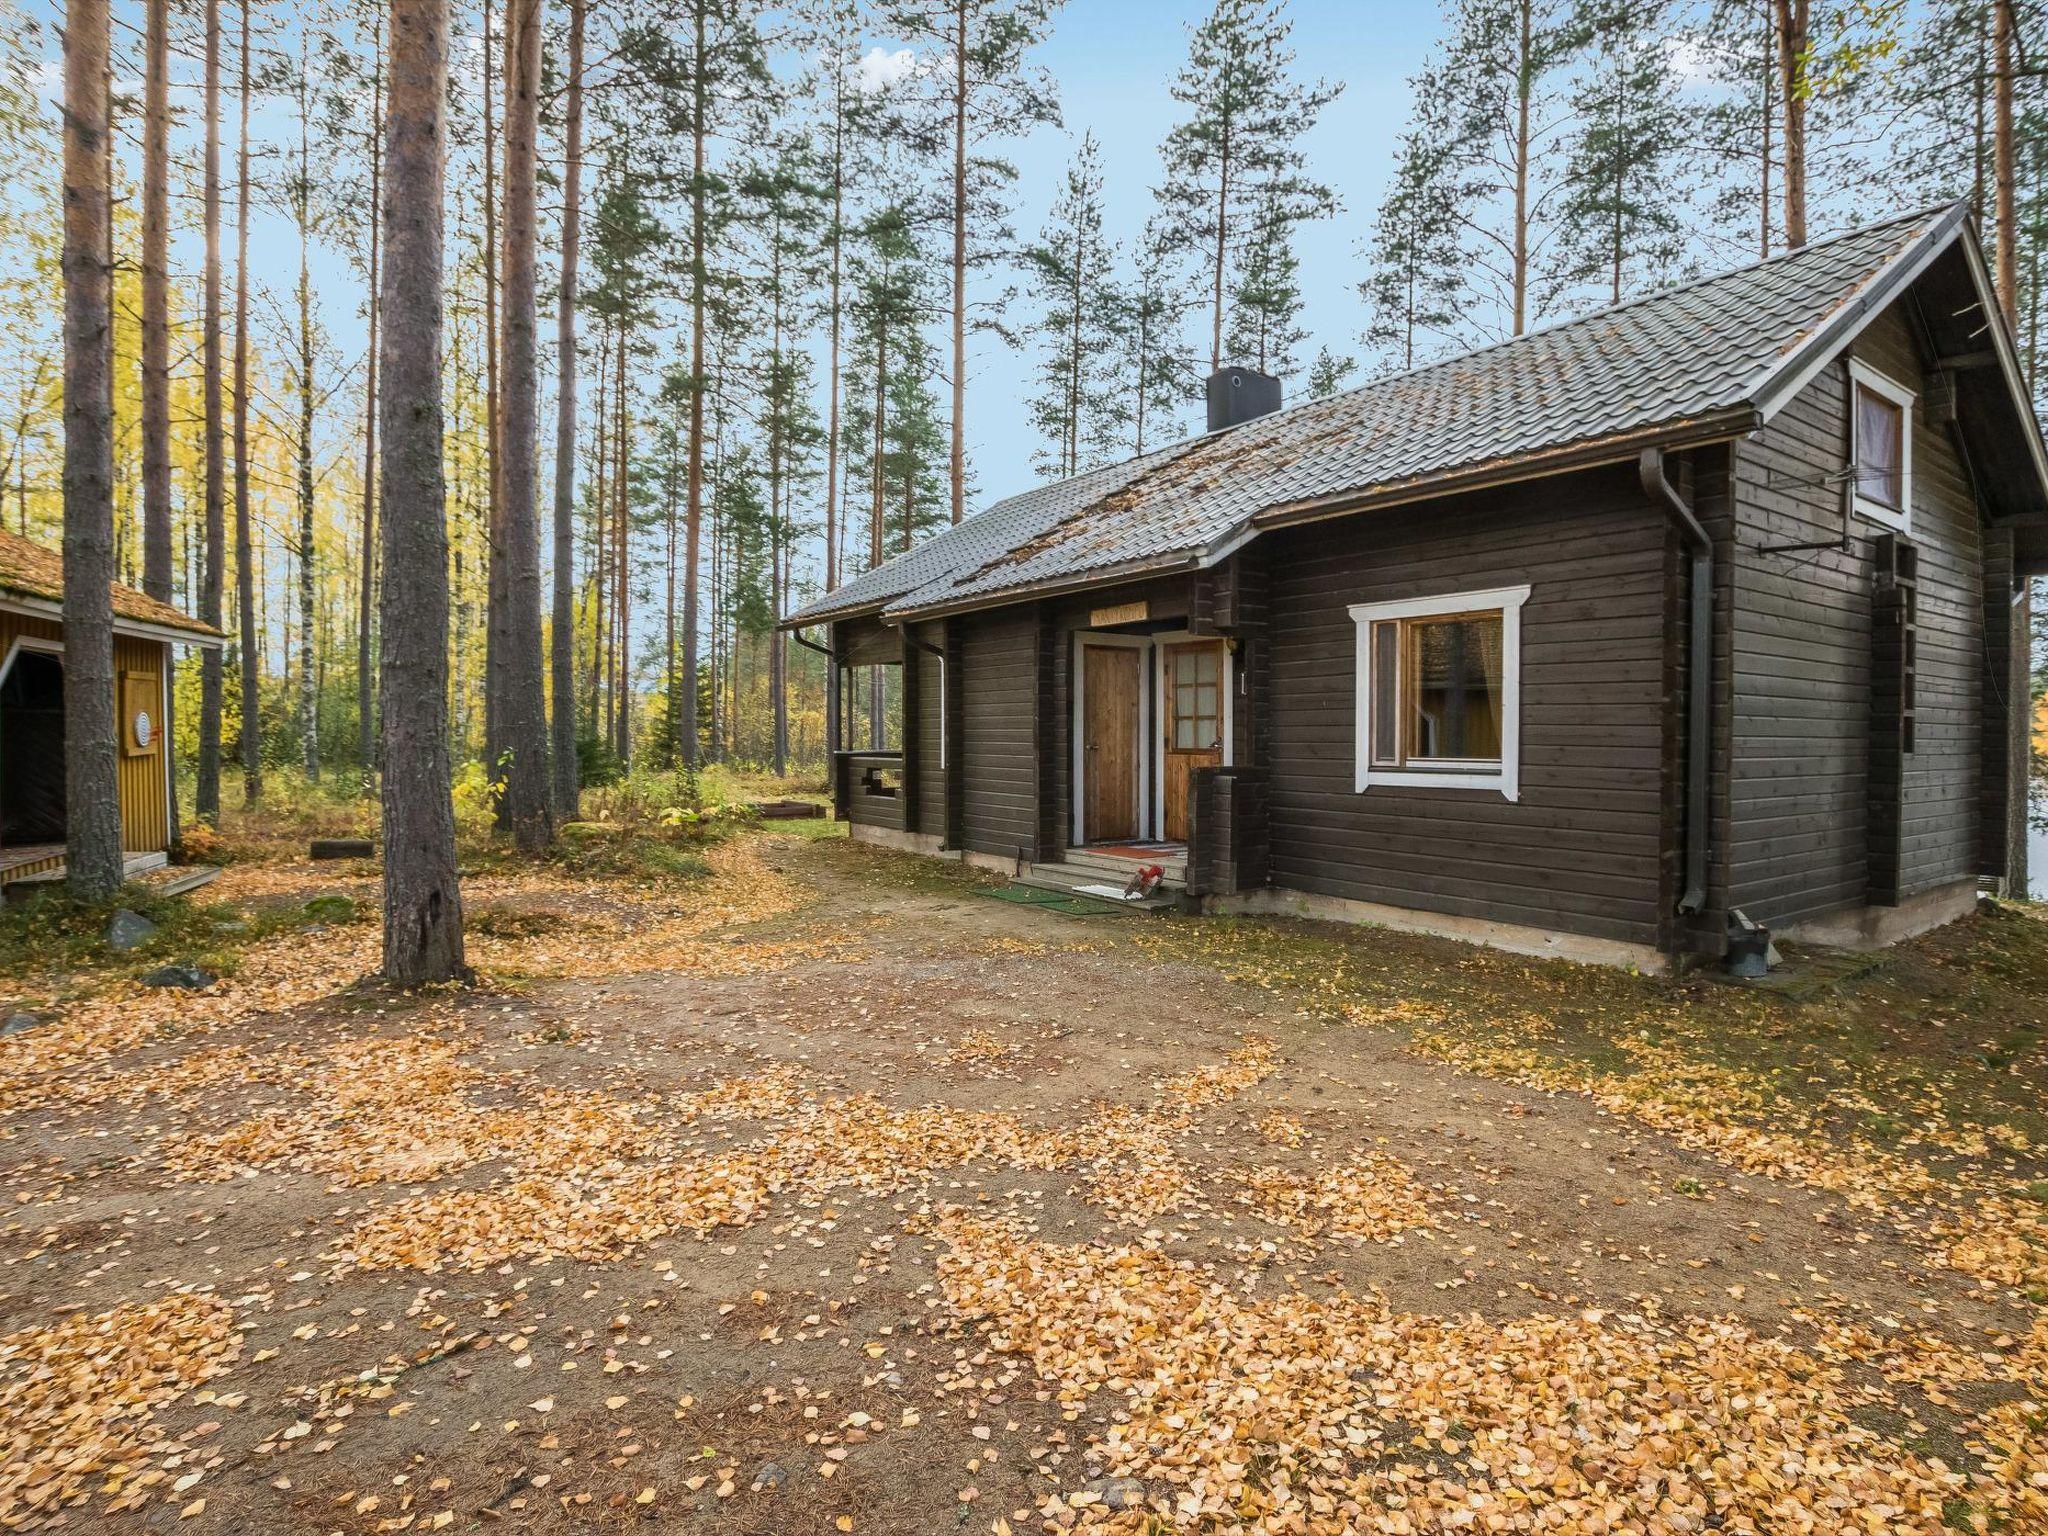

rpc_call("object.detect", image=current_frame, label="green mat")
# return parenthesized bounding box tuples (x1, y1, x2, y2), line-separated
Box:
(975, 883, 1130, 918)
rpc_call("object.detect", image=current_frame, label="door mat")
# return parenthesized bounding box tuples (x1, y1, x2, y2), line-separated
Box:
(975, 885, 1129, 918)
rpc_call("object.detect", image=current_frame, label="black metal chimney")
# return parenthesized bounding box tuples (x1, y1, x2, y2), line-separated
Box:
(1206, 366, 1282, 432)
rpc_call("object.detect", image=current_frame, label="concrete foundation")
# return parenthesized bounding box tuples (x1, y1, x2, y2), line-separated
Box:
(1775, 879, 1983, 950)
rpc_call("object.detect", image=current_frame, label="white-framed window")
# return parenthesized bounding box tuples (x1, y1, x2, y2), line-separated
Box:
(1350, 584, 1529, 801)
(1847, 358, 1914, 533)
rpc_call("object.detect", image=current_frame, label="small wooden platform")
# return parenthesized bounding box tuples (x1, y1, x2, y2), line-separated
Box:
(1, 848, 166, 885)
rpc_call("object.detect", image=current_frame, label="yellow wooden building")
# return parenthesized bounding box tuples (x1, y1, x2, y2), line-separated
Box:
(0, 529, 223, 883)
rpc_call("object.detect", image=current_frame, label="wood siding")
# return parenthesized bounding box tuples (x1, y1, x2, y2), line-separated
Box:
(1, 611, 172, 862)
(1726, 304, 1985, 928)
(1261, 465, 1673, 947)
(957, 606, 1040, 860)
(911, 623, 947, 839)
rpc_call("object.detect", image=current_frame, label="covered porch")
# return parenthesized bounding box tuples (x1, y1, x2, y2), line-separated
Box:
(822, 561, 1274, 903)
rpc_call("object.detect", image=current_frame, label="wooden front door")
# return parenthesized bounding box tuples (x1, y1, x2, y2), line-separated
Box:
(1081, 645, 1141, 842)
(1162, 641, 1225, 842)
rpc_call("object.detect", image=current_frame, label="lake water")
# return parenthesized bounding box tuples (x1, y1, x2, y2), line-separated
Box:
(2033, 795, 2048, 899)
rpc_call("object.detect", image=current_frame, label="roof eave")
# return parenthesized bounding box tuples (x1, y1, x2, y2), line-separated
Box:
(883, 549, 1206, 623)
(1251, 409, 1763, 534)
(1748, 202, 1969, 421)
(0, 591, 225, 647)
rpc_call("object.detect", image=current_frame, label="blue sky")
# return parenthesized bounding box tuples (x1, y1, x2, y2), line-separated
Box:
(930, 0, 1440, 502)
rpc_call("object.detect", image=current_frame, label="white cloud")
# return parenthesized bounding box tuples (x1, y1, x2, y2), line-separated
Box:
(856, 45, 917, 96)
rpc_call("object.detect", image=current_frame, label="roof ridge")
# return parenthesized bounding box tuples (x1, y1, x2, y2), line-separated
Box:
(1294, 201, 1962, 418)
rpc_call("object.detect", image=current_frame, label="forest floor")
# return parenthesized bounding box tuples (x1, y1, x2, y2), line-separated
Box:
(0, 810, 2045, 1535)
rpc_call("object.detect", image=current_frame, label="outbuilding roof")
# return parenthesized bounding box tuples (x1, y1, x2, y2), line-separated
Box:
(790, 201, 2047, 627)
(0, 528, 224, 640)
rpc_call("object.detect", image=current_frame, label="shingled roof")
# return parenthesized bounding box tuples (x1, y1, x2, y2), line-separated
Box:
(792, 201, 2042, 627)
(0, 528, 222, 639)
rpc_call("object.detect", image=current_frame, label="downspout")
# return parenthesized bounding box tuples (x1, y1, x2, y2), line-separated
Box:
(1639, 448, 1712, 917)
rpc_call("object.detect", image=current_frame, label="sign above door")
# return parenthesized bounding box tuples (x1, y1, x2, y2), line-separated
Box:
(1089, 600, 1148, 628)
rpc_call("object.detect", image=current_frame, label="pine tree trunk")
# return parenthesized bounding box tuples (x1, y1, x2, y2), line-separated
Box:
(378, 0, 467, 985)
(494, 0, 552, 849)
(948, 0, 967, 525)
(822, 89, 844, 758)
(140, 0, 171, 606)
(680, 3, 706, 769)
(234, 0, 260, 804)
(482, 0, 504, 788)
(296, 57, 319, 783)
(769, 244, 788, 779)
(606, 325, 622, 765)
(549, 0, 584, 818)
(357, 20, 383, 785)
(1993, 0, 2017, 326)
(868, 298, 887, 749)
(62, 0, 122, 902)
(1210, 120, 1229, 370)
(1759, 0, 1773, 260)
(141, 0, 175, 844)
(1775, 0, 1807, 248)
(197, 0, 226, 821)
(665, 430, 678, 763)
(588, 324, 608, 738)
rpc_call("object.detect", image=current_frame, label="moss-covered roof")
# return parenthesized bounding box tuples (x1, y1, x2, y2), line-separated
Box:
(0, 528, 222, 638)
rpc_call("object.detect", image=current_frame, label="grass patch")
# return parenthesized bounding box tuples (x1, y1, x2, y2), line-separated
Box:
(0, 881, 361, 991)
(1135, 899, 2048, 1180)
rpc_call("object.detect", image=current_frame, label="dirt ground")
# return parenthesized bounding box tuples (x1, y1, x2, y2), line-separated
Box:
(0, 826, 2043, 1535)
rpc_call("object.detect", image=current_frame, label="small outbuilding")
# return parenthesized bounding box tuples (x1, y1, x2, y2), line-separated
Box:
(790, 203, 2048, 971)
(0, 528, 223, 883)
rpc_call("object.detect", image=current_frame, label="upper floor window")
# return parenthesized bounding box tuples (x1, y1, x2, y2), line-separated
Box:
(1350, 585, 1529, 801)
(1848, 358, 1914, 533)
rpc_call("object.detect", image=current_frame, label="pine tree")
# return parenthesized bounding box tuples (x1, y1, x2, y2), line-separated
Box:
(1305, 345, 1355, 399)
(889, 0, 1062, 525)
(379, 0, 467, 984)
(139, 0, 171, 608)
(1023, 132, 1127, 479)
(1154, 0, 1340, 372)
(197, 0, 226, 819)
(1225, 181, 1309, 380)
(61, 0, 123, 901)
(735, 137, 827, 774)
(1120, 217, 1196, 455)
(492, 0, 552, 849)
(1416, 0, 1591, 335)
(1359, 122, 1464, 371)
(549, 0, 586, 818)
(1547, 3, 1689, 307)
(233, 0, 259, 804)
(616, 0, 771, 768)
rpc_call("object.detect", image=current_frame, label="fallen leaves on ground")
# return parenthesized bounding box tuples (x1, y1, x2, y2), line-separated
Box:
(933, 1212, 1989, 1536)
(0, 1294, 239, 1529)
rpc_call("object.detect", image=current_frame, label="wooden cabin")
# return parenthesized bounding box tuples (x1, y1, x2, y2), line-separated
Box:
(790, 204, 2048, 971)
(0, 529, 223, 884)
